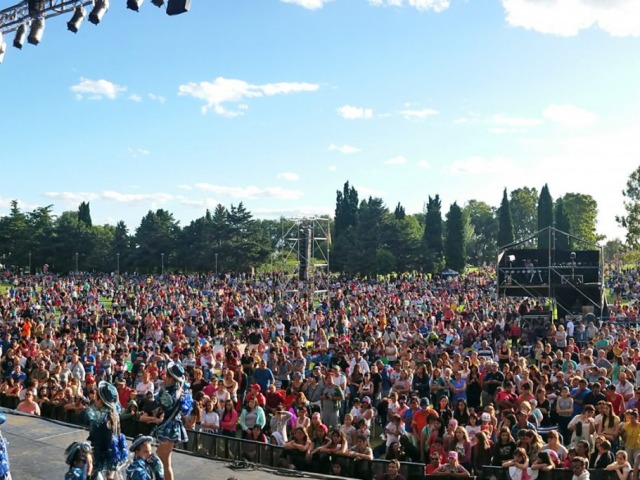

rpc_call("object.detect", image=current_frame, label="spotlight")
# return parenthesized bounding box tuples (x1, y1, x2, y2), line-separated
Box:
(0, 36, 6, 64)
(28, 18, 45, 46)
(166, 0, 190, 15)
(13, 24, 27, 49)
(151, 0, 164, 5)
(89, 0, 109, 25)
(67, 5, 86, 33)
(507, 255, 516, 263)
(127, 0, 144, 11)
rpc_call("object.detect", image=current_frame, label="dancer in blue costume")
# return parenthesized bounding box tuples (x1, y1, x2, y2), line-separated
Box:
(0, 413, 10, 480)
(126, 435, 163, 480)
(85, 381, 128, 479)
(155, 362, 192, 480)
(64, 441, 93, 480)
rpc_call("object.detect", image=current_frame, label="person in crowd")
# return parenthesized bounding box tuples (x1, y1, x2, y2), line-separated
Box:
(432, 451, 471, 477)
(605, 450, 632, 480)
(0, 413, 10, 480)
(591, 437, 615, 469)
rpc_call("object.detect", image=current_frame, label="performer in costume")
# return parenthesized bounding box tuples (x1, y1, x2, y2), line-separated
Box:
(0, 413, 11, 480)
(64, 441, 93, 480)
(155, 362, 192, 480)
(85, 381, 128, 479)
(126, 435, 164, 480)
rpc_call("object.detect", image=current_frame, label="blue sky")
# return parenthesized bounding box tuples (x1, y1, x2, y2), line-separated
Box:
(1, 0, 639, 240)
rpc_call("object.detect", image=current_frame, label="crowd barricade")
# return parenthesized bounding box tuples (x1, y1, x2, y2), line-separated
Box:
(480, 466, 615, 480)
(5, 402, 620, 480)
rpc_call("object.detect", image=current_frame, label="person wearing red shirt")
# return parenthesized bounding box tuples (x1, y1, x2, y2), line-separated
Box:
(116, 378, 133, 408)
(606, 384, 625, 417)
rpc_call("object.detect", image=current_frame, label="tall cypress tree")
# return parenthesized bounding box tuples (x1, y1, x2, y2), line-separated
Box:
(78, 201, 92, 228)
(422, 195, 444, 273)
(497, 188, 515, 248)
(537, 184, 554, 248)
(445, 202, 466, 272)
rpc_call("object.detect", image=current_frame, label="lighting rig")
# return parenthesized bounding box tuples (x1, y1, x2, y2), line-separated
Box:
(0, 0, 190, 63)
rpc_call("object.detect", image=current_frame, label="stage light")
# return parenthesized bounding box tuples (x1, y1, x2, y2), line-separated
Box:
(67, 5, 86, 33)
(166, 0, 190, 15)
(28, 0, 46, 17)
(27, 18, 45, 46)
(127, 0, 144, 11)
(508, 255, 516, 263)
(0, 35, 6, 64)
(151, 0, 164, 6)
(89, 0, 109, 25)
(13, 24, 27, 49)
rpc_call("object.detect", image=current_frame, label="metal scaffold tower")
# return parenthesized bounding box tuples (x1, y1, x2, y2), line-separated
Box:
(278, 216, 331, 300)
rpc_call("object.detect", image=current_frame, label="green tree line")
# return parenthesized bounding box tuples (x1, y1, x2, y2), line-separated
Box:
(0, 180, 612, 275)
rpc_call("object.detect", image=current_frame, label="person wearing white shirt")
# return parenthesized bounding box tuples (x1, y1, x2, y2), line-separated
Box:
(348, 351, 370, 375)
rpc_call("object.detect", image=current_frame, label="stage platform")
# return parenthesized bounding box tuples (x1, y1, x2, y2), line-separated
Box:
(0, 409, 317, 480)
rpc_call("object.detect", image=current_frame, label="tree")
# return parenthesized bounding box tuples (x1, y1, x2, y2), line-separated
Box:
(78, 202, 93, 228)
(497, 189, 515, 248)
(353, 197, 388, 275)
(537, 184, 553, 249)
(422, 195, 445, 273)
(603, 239, 626, 263)
(510, 187, 538, 246)
(617, 166, 640, 248)
(393, 202, 406, 220)
(445, 202, 466, 272)
(133, 209, 180, 272)
(562, 193, 601, 247)
(554, 198, 571, 251)
(111, 221, 131, 272)
(464, 200, 498, 266)
(334, 181, 359, 239)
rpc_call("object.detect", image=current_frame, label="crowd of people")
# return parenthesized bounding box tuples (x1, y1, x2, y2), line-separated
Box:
(0, 267, 639, 480)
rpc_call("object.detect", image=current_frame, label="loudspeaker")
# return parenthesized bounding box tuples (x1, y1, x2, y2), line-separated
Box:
(167, 0, 190, 15)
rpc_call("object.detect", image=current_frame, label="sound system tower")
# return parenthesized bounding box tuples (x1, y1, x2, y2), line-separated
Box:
(298, 227, 312, 281)
(167, 0, 190, 15)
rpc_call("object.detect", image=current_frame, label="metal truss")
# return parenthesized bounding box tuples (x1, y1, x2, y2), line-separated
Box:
(0, 0, 91, 34)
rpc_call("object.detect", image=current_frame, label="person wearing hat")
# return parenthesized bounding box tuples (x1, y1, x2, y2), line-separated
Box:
(64, 441, 93, 480)
(85, 380, 128, 479)
(126, 435, 164, 480)
(154, 362, 193, 480)
(0, 413, 10, 480)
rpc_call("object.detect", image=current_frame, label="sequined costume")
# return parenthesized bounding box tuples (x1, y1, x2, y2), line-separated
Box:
(126, 454, 164, 480)
(0, 413, 10, 480)
(85, 406, 128, 475)
(154, 385, 192, 444)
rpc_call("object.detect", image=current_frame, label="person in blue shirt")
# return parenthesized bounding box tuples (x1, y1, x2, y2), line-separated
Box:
(253, 359, 275, 393)
(571, 378, 591, 416)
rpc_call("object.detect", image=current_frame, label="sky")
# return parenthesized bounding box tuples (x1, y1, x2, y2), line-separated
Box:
(1, 0, 639, 241)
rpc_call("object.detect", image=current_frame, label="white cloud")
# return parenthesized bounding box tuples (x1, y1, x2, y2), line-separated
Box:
(148, 93, 166, 104)
(178, 77, 319, 116)
(337, 105, 374, 120)
(543, 104, 598, 128)
(281, 0, 332, 9)
(328, 165, 337, 172)
(369, 0, 450, 12)
(400, 108, 439, 120)
(501, 0, 640, 37)
(127, 147, 150, 158)
(101, 191, 174, 205)
(177, 184, 193, 191)
(384, 155, 407, 166)
(128, 94, 142, 103)
(444, 156, 517, 175)
(328, 144, 361, 154)
(493, 114, 542, 128)
(43, 192, 99, 203)
(178, 197, 220, 209)
(194, 183, 304, 200)
(277, 172, 300, 181)
(416, 159, 431, 169)
(70, 78, 126, 100)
